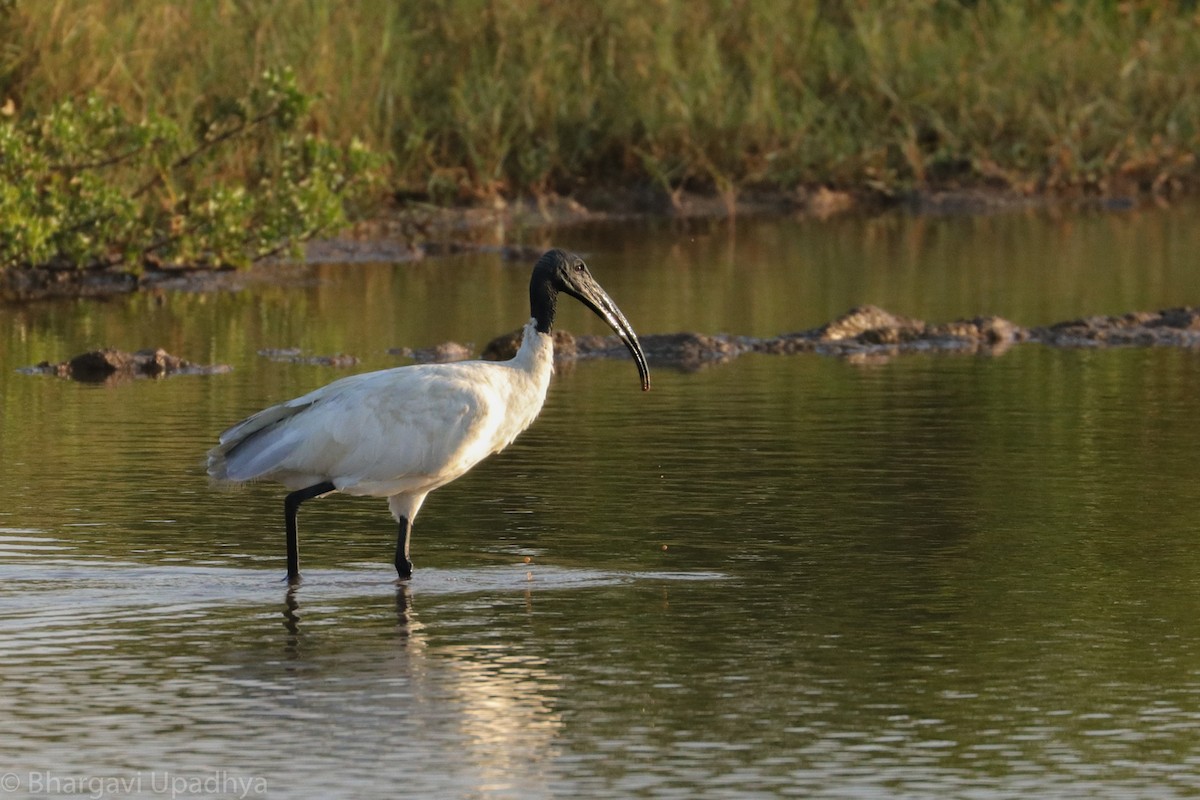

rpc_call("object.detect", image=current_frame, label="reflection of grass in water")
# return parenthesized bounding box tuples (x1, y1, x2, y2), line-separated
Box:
(3, 1, 1198, 200)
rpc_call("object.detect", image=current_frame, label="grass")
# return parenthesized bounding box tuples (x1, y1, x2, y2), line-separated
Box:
(2, 0, 1200, 204)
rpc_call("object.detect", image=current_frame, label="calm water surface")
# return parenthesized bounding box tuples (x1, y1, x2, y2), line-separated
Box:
(2, 206, 1200, 798)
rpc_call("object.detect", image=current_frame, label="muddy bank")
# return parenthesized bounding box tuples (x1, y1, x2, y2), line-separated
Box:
(1, 185, 1161, 303)
(0, 261, 320, 303)
(480, 305, 1200, 370)
(315, 186, 1149, 266)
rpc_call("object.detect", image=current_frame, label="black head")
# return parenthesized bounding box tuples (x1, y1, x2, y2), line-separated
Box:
(530, 249, 650, 391)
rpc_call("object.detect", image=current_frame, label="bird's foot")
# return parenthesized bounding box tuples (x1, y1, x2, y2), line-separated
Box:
(394, 558, 413, 581)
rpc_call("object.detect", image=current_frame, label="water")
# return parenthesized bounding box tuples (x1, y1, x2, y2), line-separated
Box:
(2, 205, 1200, 798)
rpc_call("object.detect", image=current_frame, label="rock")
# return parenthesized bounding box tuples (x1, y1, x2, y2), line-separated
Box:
(306, 354, 359, 367)
(390, 341, 474, 363)
(482, 329, 577, 361)
(68, 349, 143, 380)
(257, 350, 359, 367)
(812, 305, 928, 343)
(633, 332, 748, 370)
(934, 316, 1025, 346)
(751, 336, 817, 355)
(928, 316, 1027, 355)
(484, 328, 746, 371)
(257, 347, 303, 359)
(21, 347, 231, 382)
(1156, 307, 1200, 330)
(767, 306, 1027, 359)
(574, 331, 749, 370)
(1031, 307, 1200, 347)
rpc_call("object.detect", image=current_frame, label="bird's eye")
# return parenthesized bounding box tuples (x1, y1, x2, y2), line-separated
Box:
(574, 261, 585, 272)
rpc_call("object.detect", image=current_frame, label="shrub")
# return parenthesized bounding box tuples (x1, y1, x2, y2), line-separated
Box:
(0, 67, 380, 272)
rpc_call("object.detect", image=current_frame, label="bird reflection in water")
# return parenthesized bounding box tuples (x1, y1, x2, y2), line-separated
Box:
(276, 580, 566, 797)
(280, 583, 418, 640)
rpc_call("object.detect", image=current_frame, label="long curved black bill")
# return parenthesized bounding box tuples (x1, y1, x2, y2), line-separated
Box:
(569, 277, 651, 391)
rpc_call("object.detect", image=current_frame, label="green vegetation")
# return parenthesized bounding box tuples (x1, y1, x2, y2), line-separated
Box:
(1, 1, 1199, 269)
(0, 65, 378, 272)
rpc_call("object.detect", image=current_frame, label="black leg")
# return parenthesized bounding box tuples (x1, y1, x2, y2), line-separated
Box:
(394, 517, 413, 580)
(284, 481, 336, 583)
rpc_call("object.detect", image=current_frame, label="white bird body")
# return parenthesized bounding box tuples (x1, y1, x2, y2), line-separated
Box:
(207, 249, 649, 582)
(211, 319, 553, 504)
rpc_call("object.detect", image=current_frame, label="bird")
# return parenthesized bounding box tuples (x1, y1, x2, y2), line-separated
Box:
(207, 248, 650, 583)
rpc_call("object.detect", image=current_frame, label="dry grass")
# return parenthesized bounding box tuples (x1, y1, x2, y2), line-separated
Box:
(3, 0, 1199, 202)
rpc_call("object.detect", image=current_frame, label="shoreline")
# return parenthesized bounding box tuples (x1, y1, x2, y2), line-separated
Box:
(0, 184, 1183, 304)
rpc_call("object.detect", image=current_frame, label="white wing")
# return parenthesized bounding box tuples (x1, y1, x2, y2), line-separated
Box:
(207, 358, 548, 496)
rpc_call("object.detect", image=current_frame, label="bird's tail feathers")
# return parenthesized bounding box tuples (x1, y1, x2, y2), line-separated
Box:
(206, 400, 312, 482)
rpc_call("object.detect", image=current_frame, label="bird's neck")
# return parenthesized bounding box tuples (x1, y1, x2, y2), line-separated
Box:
(512, 318, 555, 382)
(530, 278, 558, 334)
